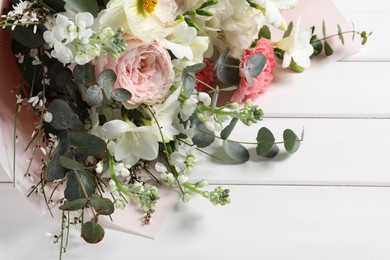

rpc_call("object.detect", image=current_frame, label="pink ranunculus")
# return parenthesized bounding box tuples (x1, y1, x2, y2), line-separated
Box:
(97, 38, 174, 108)
(195, 59, 215, 93)
(230, 38, 276, 103)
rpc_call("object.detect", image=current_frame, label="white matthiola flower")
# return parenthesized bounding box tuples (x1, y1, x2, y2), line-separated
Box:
(255, 0, 298, 30)
(169, 142, 196, 174)
(114, 162, 130, 177)
(107, 179, 117, 192)
(155, 162, 176, 186)
(275, 17, 314, 69)
(181, 95, 198, 121)
(198, 92, 211, 106)
(147, 89, 181, 143)
(102, 120, 159, 166)
(99, 0, 178, 42)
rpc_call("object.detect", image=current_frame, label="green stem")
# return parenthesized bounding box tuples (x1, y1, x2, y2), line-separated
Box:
(312, 31, 359, 43)
(183, 182, 207, 197)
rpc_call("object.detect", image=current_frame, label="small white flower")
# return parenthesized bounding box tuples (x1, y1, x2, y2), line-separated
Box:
(95, 160, 104, 174)
(198, 92, 211, 106)
(181, 95, 198, 121)
(107, 179, 117, 192)
(43, 111, 53, 122)
(14, 53, 24, 63)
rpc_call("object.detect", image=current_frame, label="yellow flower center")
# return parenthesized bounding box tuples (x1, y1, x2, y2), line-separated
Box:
(144, 0, 157, 14)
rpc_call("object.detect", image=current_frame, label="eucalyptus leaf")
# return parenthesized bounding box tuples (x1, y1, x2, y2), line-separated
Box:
(45, 139, 69, 181)
(256, 127, 276, 157)
(182, 63, 206, 97)
(81, 221, 105, 244)
(64, 170, 94, 201)
(322, 19, 326, 37)
(283, 129, 301, 154)
(7, 25, 45, 48)
(111, 88, 132, 102)
(86, 85, 103, 107)
(59, 156, 86, 170)
(90, 194, 115, 215)
(260, 144, 280, 158)
(192, 123, 215, 148)
(283, 22, 293, 38)
(97, 69, 116, 99)
(223, 140, 250, 163)
(337, 24, 345, 45)
(47, 99, 84, 131)
(220, 118, 238, 140)
(211, 87, 219, 112)
(59, 198, 89, 211)
(64, 0, 99, 17)
(216, 56, 240, 85)
(213, 47, 230, 71)
(68, 131, 107, 156)
(324, 41, 334, 56)
(42, 0, 66, 12)
(73, 63, 94, 84)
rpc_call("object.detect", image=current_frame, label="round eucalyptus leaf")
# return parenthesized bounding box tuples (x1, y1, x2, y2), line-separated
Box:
(58, 155, 86, 170)
(68, 131, 107, 157)
(256, 127, 276, 157)
(223, 140, 250, 163)
(73, 63, 94, 84)
(213, 47, 230, 71)
(47, 99, 84, 131)
(192, 123, 215, 148)
(220, 118, 238, 140)
(97, 69, 116, 99)
(245, 52, 266, 79)
(59, 198, 89, 211)
(216, 56, 240, 85)
(81, 221, 105, 244)
(283, 129, 301, 154)
(64, 170, 94, 201)
(86, 85, 103, 107)
(111, 88, 132, 102)
(90, 194, 115, 215)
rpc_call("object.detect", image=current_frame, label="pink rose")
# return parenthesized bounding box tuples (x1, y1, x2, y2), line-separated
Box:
(230, 38, 276, 103)
(96, 38, 174, 108)
(195, 59, 215, 93)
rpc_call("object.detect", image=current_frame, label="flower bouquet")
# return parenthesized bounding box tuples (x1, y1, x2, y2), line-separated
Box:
(0, 0, 369, 257)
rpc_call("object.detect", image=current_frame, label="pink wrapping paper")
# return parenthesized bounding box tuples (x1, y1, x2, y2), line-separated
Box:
(0, 0, 361, 238)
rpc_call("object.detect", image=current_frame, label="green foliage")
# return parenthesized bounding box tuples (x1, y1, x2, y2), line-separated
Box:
(47, 99, 84, 131)
(283, 22, 293, 38)
(64, 170, 94, 201)
(111, 88, 132, 102)
(81, 221, 105, 244)
(97, 69, 116, 99)
(73, 63, 94, 84)
(90, 194, 115, 215)
(223, 140, 250, 163)
(213, 47, 230, 71)
(290, 59, 305, 73)
(59, 156, 86, 170)
(324, 41, 334, 56)
(244, 52, 266, 86)
(67, 132, 107, 157)
(45, 139, 69, 181)
(7, 25, 45, 48)
(215, 56, 240, 85)
(337, 24, 345, 45)
(192, 123, 215, 148)
(256, 127, 279, 158)
(42, 0, 66, 12)
(220, 118, 238, 140)
(86, 85, 104, 107)
(64, 0, 99, 17)
(182, 63, 206, 98)
(258, 25, 271, 40)
(283, 129, 301, 154)
(59, 198, 89, 211)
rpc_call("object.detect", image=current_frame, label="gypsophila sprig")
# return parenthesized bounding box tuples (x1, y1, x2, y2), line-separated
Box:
(1, 0, 369, 258)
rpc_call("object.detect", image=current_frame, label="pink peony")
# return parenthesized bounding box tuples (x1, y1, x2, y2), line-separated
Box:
(230, 38, 276, 103)
(195, 59, 215, 93)
(96, 38, 174, 108)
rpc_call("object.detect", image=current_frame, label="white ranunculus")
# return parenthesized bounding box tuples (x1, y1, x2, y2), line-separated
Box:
(275, 17, 314, 69)
(102, 120, 159, 166)
(99, 0, 178, 42)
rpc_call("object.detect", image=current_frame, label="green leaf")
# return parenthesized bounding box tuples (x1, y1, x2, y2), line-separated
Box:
(192, 123, 215, 148)
(81, 221, 105, 244)
(59, 198, 89, 211)
(216, 56, 240, 85)
(97, 69, 116, 99)
(42, 0, 66, 12)
(243, 52, 266, 86)
(86, 85, 103, 107)
(59, 156, 86, 170)
(64, 0, 99, 17)
(283, 22, 293, 38)
(213, 48, 230, 71)
(90, 194, 115, 215)
(337, 24, 345, 45)
(7, 25, 45, 48)
(258, 25, 271, 40)
(182, 63, 206, 98)
(322, 19, 326, 37)
(324, 41, 334, 56)
(111, 88, 132, 102)
(223, 140, 250, 163)
(290, 59, 305, 73)
(210, 86, 219, 112)
(73, 63, 94, 84)
(310, 35, 323, 56)
(47, 99, 84, 131)
(64, 170, 94, 201)
(220, 118, 238, 140)
(283, 129, 301, 154)
(260, 144, 280, 158)
(256, 127, 276, 157)
(68, 132, 107, 157)
(45, 139, 69, 181)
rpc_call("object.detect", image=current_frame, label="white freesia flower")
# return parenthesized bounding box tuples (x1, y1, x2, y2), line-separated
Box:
(102, 120, 159, 166)
(275, 17, 314, 68)
(99, 0, 177, 42)
(146, 89, 181, 143)
(256, 0, 298, 30)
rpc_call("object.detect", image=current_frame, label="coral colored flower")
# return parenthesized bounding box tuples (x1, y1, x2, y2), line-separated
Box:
(230, 38, 276, 103)
(96, 38, 174, 108)
(195, 59, 215, 93)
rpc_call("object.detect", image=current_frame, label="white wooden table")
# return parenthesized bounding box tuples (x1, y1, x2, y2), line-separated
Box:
(1, 0, 390, 259)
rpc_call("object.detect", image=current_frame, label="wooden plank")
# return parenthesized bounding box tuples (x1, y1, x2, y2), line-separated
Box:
(255, 62, 390, 118)
(2, 184, 390, 259)
(193, 118, 390, 185)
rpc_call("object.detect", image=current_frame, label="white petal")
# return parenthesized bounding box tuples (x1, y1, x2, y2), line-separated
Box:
(75, 12, 94, 27)
(166, 41, 193, 60)
(272, 0, 298, 10)
(282, 53, 292, 68)
(155, 162, 167, 173)
(102, 120, 131, 139)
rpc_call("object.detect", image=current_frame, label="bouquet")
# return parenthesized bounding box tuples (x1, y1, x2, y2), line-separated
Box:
(0, 0, 369, 257)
